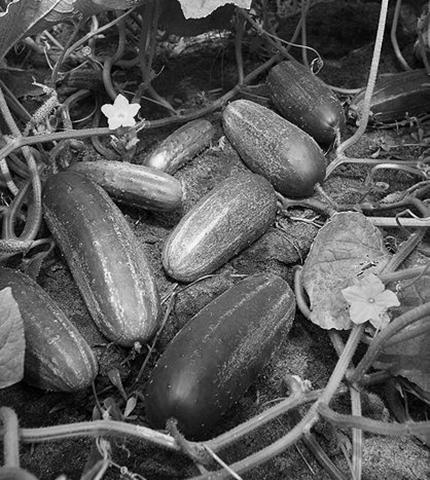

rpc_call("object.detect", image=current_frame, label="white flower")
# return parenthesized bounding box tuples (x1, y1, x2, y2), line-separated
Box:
(101, 94, 140, 130)
(342, 273, 400, 330)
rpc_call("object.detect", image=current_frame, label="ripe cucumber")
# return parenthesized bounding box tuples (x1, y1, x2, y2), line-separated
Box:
(144, 273, 296, 439)
(350, 69, 430, 123)
(222, 100, 326, 198)
(70, 160, 183, 211)
(267, 60, 345, 144)
(145, 119, 216, 174)
(0, 267, 98, 391)
(162, 173, 277, 282)
(42, 171, 161, 347)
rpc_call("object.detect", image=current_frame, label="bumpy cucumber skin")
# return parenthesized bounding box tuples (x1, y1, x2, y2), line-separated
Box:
(144, 273, 296, 440)
(350, 69, 430, 122)
(70, 160, 183, 211)
(222, 100, 326, 198)
(42, 171, 161, 347)
(145, 119, 216, 174)
(0, 268, 98, 391)
(267, 60, 345, 145)
(162, 173, 277, 282)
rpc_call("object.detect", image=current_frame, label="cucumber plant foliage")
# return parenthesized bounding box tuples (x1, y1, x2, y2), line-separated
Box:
(302, 212, 391, 330)
(0, 287, 25, 389)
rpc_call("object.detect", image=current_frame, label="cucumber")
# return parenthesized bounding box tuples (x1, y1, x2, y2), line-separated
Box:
(350, 69, 430, 123)
(162, 173, 277, 282)
(0, 268, 98, 391)
(42, 171, 161, 347)
(222, 99, 326, 198)
(267, 60, 345, 144)
(144, 273, 296, 439)
(69, 160, 183, 211)
(145, 119, 216, 174)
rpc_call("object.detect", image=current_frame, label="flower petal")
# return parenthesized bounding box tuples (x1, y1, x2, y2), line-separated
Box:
(113, 93, 129, 109)
(101, 104, 115, 118)
(107, 116, 123, 130)
(120, 116, 137, 127)
(374, 289, 400, 308)
(127, 103, 141, 116)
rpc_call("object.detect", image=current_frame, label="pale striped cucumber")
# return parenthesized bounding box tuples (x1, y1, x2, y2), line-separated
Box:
(70, 160, 183, 211)
(42, 171, 161, 347)
(162, 173, 277, 282)
(0, 267, 98, 391)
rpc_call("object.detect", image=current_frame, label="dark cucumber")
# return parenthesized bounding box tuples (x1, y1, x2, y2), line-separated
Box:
(0, 268, 98, 391)
(70, 160, 183, 211)
(267, 60, 345, 144)
(162, 173, 277, 282)
(222, 99, 326, 198)
(350, 69, 430, 123)
(145, 119, 216, 174)
(43, 171, 161, 347)
(144, 273, 296, 439)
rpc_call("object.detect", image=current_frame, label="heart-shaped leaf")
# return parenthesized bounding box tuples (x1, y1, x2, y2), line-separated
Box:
(302, 212, 390, 330)
(0, 286, 25, 389)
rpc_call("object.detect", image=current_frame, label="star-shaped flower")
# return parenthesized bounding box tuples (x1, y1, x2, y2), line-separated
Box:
(341, 273, 400, 330)
(101, 94, 140, 130)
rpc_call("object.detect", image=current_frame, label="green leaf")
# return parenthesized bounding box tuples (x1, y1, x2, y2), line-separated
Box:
(178, 0, 251, 19)
(378, 260, 430, 393)
(0, 0, 65, 63)
(0, 286, 25, 389)
(302, 212, 390, 330)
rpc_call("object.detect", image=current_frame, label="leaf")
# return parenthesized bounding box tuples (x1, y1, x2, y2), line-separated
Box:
(0, 0, 65, 62)
(0, 287, 25, 389)
(377, 258, 430, 393)
(178, 0, 251, 19)
(302, 212, 390, 330)
(159, 0, 236, 37)
(90, 0, 146, 9)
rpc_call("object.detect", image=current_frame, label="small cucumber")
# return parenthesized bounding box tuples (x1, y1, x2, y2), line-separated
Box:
(162, 173, 277, 282)
(350, 69, 430, 123)
(42, 171, 161, 347)
(267, 60, 345, 144)
(222, 99, 326, 198)
(144, 273, 296, 439)
(0, 267, 98, 391)
(70, 160, 183, 211)
(145, 119, 216, 174)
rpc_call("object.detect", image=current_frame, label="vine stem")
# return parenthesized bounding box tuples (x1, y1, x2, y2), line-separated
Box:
(0, 407, 20, 467)
(326, 0, 389, 179)
(390, 0, 412, 71)
(318, 405, 430, 436)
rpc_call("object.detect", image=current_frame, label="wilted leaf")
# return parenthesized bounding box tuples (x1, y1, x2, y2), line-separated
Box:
(0, 287, 25, 389)
(178, 0, 251, 19)
(302, 212, 390, 330)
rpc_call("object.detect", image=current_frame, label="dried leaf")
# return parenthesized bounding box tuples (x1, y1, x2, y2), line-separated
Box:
(178, 0, 251, 19)
(0, 287, 25, 389)
(302, 212, 390, 330)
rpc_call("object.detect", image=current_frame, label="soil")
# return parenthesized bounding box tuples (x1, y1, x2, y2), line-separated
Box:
(1, 1, 430, 479)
